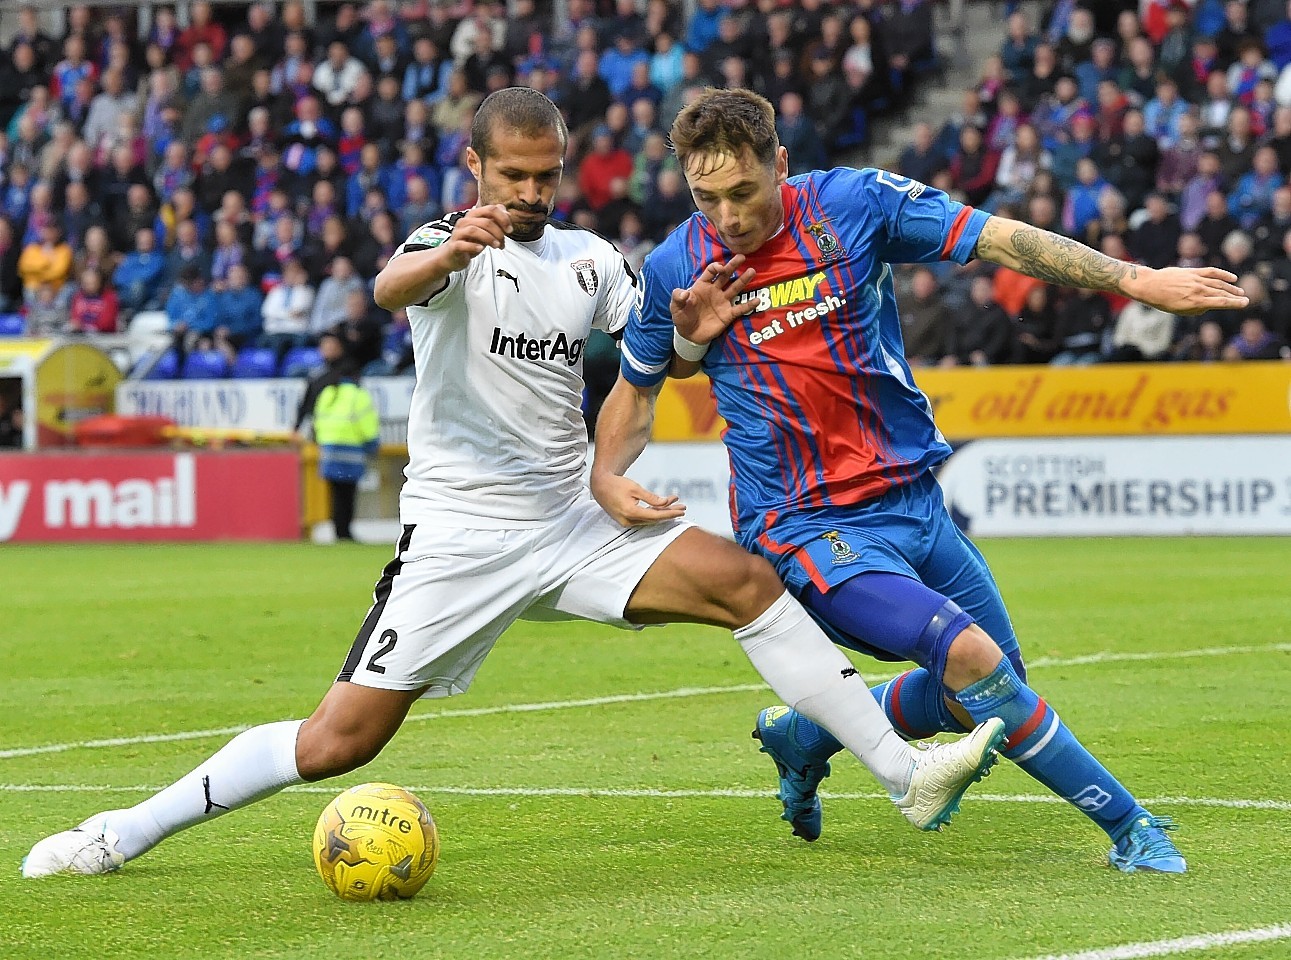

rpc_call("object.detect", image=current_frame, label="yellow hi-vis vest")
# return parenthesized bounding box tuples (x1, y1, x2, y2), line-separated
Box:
(313, 381, 380, 482)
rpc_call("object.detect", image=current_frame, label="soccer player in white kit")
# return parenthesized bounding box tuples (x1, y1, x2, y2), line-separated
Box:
(23, 89, 1005, 879)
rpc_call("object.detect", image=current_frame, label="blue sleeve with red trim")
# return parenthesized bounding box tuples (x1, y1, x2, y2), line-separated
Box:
(619, 239, 687, 388)
(841, 167, 989, 266)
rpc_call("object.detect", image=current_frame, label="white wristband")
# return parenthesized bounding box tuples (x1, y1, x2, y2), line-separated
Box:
(673, 328, 710, 362)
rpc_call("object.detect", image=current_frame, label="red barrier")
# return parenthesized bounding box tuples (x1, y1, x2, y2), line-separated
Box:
(0, 450, 300, 542)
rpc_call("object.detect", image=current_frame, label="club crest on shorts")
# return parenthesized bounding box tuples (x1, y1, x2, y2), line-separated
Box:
(571, 258, 599, 297)
(822, 530, 860, 565)
(806, 221, 844, 263)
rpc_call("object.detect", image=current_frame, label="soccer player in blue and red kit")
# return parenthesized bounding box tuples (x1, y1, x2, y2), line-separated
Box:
(592, 88, 1250, 873)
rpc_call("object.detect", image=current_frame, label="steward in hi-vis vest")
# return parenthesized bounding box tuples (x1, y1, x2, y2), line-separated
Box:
(313, 379, 380, 483)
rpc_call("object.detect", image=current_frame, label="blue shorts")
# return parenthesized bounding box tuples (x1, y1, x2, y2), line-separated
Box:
(749, 472, 1019, 660)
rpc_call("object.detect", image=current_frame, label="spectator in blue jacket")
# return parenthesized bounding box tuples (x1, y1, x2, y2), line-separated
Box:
(165, 264, 217, 343)
(402, 37, 453, 104)
(685, 0, 723, 54)
(1229, 145, 1285, 229)
(599, 31, 650, 101)
(214, 263, 263, 348)
(113, 227, 168, 312)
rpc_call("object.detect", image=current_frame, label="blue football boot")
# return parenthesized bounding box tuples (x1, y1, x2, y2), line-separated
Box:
(752, 706, 832, 842)
(1108, 815, 1187, 874)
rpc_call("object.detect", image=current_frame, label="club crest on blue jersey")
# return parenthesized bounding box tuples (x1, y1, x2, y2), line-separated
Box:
(822, 531, 860, 565)
(806, 221, 844, 263)
(571, 258, 599, 297)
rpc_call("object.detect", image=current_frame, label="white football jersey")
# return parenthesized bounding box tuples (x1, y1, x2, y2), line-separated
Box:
(394, 212, 640, 527)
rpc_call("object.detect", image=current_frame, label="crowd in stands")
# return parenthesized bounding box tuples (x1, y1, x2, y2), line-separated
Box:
(0, 0, 1286, 389)
(894, 0, 1291, 366)
(0, 0, 941, 381)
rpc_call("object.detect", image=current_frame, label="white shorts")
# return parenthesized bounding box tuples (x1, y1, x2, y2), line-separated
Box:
(336, 498, 691, 698)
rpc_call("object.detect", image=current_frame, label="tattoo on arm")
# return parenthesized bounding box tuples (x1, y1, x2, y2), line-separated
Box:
(975, 220, 1138, 292)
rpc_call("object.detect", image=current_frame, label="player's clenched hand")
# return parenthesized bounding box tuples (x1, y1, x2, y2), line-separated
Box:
(670, 255, 758, 345)
(590, 472, 686, 527)
(1126, 266, 1249, 316)
(441, 204, 513, 271)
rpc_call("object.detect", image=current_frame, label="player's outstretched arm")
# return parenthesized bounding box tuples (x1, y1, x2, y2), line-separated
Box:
(972, 216, 1249, 316)
(373, 205, 512, 311)
(590, 375, 686, 527)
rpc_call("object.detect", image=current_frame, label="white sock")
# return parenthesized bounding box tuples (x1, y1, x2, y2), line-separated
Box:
(735, 592, 913, 796)
(104, 719, 305, 861)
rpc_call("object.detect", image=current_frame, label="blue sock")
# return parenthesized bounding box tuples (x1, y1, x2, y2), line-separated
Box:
(955, 659, 1145, 840)
(871, 668, 968, 738)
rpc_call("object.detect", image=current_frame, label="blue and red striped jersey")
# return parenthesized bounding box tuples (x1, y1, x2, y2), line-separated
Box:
(620, 167, 989, 548)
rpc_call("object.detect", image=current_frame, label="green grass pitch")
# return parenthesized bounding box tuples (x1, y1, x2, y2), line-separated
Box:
(1, 538, 1289, 960)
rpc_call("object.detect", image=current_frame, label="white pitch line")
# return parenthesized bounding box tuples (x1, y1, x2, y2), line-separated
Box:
(0, 784, 1288, 812)
(1013, 924, 1291, 960)
(2, 641, 1288, 761)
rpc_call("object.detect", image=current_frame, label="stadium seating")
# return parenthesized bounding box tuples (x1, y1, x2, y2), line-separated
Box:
(181, 350, 231, 380)
(141, 349, 181, 381)
(281, 346, 323, 378)
(0, 314, 27, 336)
(231, 347, 280, 379)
